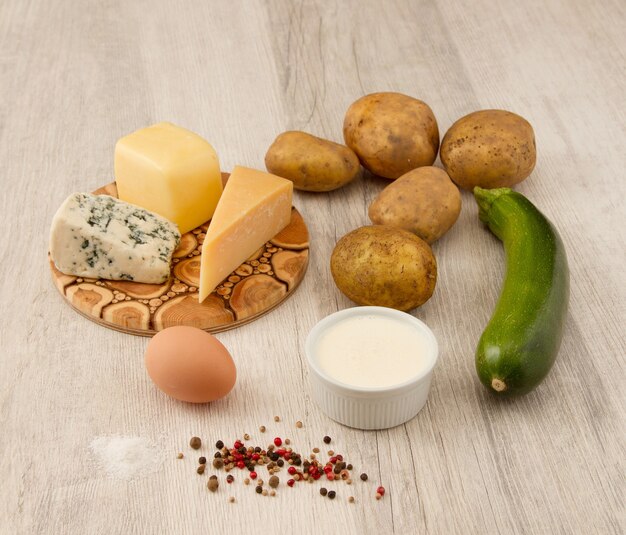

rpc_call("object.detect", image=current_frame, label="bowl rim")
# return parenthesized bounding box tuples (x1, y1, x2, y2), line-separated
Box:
(305, 306, 439, 395)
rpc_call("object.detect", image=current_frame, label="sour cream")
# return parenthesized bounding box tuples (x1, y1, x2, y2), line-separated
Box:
(314, 313, 431, 388)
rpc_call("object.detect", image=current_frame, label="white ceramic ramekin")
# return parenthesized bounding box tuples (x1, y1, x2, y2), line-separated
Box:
(305, 306, 439, 430)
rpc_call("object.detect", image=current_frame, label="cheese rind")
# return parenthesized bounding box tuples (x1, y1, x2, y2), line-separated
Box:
(199, 166, 293, 302)
(114, 122, 223, 234)
(49, 193, 181, 283)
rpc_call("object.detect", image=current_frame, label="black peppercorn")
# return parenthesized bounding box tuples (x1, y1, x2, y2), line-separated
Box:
(323, 436, 331, 444)
(255, 485, 263, 494)
(320, 487, 328, 496)
(214, 451, 222, 458)
(277, 459, 284, 467)
(360, 473, 368, 481)
(328, 490, 336, 499)
(199, 457, 207, 465)
(215, 440, 224, 449)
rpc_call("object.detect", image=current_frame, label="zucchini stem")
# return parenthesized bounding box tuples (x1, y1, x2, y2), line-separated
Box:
(473, 187, 511, 223)
(491, 378, 507, 392)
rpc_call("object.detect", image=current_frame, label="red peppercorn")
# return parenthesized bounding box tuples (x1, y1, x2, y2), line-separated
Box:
(226, 475, 234, 484)
(323, 465, 333, 473)
(288, 466, 297, 475)
(377, 486, 385, 496)
(287, 479, 295, 487)
(284, 452, 291, 460)
(276, 449, 286, 456)
(274, 437, 282, 447)
(251, 453, 260, 461)
(250, 472, 258, 480)
(327, 473, 335, 481)
(234, 440, 243, 449)
(308, 466, 316, 474)
(312, 473, 321, 480)
(236, 461, 245, 469)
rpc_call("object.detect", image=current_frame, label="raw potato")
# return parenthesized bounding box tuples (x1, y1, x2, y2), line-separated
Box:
(440, 109, 536, 190)
(343, 92, 439, 179)
(330, 225, 437, 311)
(265, 131, 361, 192)
(368, 166, 461, 244)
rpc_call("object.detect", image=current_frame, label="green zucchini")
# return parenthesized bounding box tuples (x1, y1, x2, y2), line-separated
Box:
(473, 187, 569, 396)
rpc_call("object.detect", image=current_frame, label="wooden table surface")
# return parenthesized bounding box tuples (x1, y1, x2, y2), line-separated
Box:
(1, 1, 624, 533)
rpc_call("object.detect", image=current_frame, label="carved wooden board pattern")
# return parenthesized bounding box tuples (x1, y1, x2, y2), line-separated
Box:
(49, 176, 309, 336)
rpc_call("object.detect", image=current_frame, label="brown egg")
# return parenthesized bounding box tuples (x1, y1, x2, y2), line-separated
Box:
(145, 326, 236, 403)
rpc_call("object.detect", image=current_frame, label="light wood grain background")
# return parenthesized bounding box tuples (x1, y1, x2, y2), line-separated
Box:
(1, 1, 624, 534)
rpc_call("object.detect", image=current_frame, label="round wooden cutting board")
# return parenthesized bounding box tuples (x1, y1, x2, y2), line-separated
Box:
(49, 175, 310, 336)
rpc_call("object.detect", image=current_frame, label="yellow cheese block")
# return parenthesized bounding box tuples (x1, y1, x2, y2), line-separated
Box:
(199, 166, 293, 302)
(114, 122, 223, 234)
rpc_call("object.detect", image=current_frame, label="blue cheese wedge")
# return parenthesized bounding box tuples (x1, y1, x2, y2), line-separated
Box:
(49, 192, 181, 283)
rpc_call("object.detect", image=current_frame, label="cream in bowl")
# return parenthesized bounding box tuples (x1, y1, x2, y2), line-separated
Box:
(305, 306, 438, 429)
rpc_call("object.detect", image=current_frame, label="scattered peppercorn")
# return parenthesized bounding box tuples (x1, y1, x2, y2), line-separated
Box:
(270, 490, 276, 497)
(376, 493, 382, 500)
(207, 479, 219, 492)
(250, 471, 257, 480)
(274, 416, 280, 422)
(360, 473, 368, 481)
(199, 457, 207, 465)
(229, 496, 235, 503)
(287, 479, 295, 487)
(212, 458, 224, 469)
(328, 490, 336, 500)
(176, 453, 184, 459)
(349, 496, 355, 503)
(259, 426, 266, 433)
(255, 485, 263, 494)
(197, 465, 205, 475)
(214, 451, 222, 458)
(190, 437, 202, 449)
(347, 464, 353, 470)
(277, 459, 284, 467)
(269, 475, 279, 488)
(320, 487, 328, 496)
(273, 437, 282, 447)
(377, 486, 385, 496)
(296, 421, 303, 428)
(244, 478, 250, 485)
(262, 489, 268, 496)
(244, 433, 250, 441)
(215, 440, 224, 449)
(323, 436, 331, 444)
(226, 474, 234, 484)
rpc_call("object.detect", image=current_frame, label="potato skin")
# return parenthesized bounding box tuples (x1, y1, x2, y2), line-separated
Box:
(343, 92, 439, 179)
(330, 225, 437, 311)
(368, 166, 461, 244)
(440, 109, 536, 190)
(265, 131, 361, 192)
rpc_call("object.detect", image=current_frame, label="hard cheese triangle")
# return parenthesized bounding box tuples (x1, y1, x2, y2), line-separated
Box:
(198, 166, 293, 303)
